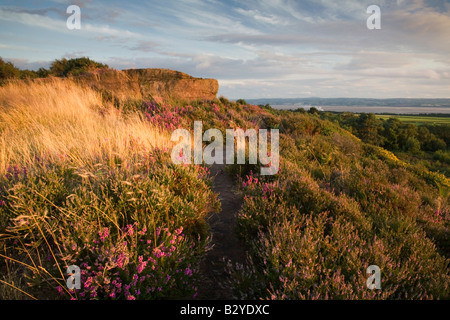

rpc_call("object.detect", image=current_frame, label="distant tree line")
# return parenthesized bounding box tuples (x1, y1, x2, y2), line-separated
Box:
(284, 107, 450, 176)
(339, 113, 447, 153)
(0, 57, 109, 84)
(290, 107, 449, 154)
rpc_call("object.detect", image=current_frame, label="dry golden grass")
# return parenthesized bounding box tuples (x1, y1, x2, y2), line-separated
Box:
(0, 78, 172, 174)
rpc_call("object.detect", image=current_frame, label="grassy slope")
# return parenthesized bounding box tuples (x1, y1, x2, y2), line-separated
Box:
(375, 114, 450, 125)
(224, 108, 450, 299)
(147, 97, 449, 298)
(0, 78, 448, 300)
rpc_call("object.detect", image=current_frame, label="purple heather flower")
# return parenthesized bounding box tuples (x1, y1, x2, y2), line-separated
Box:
(56, 286, 63, 295)
(126, 224, 134, 236)
(184, 267, 193, 277)
(99, 227, 109, 242)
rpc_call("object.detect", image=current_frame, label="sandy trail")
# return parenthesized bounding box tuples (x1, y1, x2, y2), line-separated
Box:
(196, 152, 246, 300)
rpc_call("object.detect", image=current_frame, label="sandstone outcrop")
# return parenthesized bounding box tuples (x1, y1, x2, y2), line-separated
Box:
(74, 68, 219, 102)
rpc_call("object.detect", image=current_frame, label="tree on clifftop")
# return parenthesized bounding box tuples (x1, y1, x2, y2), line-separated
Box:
(50, 57, 109, 77)
(0, 58, 21, 83)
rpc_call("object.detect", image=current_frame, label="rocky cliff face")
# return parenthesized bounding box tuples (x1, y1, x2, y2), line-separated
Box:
(75, 68, 219, 102)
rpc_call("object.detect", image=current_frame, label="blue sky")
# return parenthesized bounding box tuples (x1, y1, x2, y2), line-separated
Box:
(1, 0, 449, 99)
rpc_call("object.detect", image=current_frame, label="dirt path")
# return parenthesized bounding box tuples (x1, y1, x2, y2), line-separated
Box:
(196, 153, 247, 300)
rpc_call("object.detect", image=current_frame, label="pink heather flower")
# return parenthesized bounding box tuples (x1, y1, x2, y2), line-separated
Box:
(109, 292, 116, 299)
(126, 224, 134, 236)
(137, 261, 147, 274)
(139, 227, 147, 235)
(84, 277, 93, 289)
(153, 248, 162, 258)
(127, 295, 136, 300)
(184, 267, 193, 277)
(116, 252, 128, 269)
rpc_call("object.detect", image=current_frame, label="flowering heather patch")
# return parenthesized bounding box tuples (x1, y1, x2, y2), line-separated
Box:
(57, 223, 199, 300)
(5, 165, 28, 181)
(232, 163, 449, 299)
(228, 117, 449, 299)
(0, 147, 219, 300)
(144, 102, 193, 131)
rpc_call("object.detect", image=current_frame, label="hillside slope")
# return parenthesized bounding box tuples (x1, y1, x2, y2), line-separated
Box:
(151, 97, 449, 299)
(0, 77, 448, 300)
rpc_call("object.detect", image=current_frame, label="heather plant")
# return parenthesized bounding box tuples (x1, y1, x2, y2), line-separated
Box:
(55, 223, 200, 300)
(0, 147, 219, 299)
(231, 162, 449, 299)
(156, 98, 449, 299)
(0, 79, 220, 299)
(228, 115, 449, 299)
(144, 101, 194, 131)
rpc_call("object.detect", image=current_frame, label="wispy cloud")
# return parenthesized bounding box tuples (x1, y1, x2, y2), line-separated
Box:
(0, 6, 141, 38)
(0, 0, 449, 98)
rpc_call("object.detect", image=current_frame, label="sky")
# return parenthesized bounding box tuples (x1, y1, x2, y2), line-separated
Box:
(0, 0, 449, 99)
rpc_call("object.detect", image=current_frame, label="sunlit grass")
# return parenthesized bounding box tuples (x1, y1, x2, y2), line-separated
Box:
(0, 78, 172, 174)
(376, 114, 450, 125)
(0, 78, 219, 299)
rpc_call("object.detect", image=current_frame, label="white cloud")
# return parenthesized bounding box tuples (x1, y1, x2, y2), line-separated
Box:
(0, 9, 142, 38)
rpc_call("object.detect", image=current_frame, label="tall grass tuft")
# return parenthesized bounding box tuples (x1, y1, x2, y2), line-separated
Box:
(0, 78, 172, 173)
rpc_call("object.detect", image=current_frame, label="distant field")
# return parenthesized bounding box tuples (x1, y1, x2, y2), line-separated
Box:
(376, 114, 450, 125)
